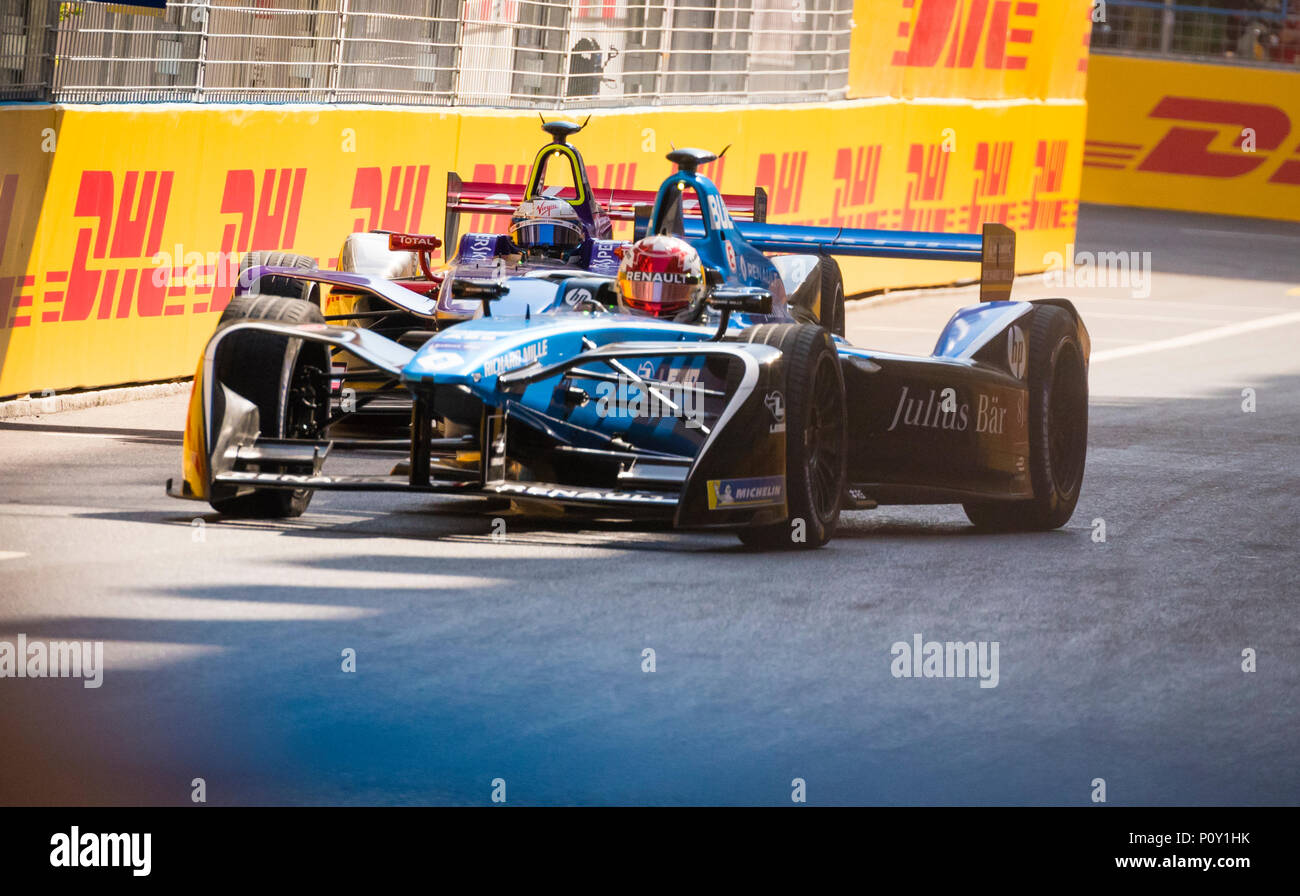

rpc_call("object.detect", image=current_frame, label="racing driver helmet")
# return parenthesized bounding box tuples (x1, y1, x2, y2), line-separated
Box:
(509, 198, 585, 257)
(616, 235, 707, 321)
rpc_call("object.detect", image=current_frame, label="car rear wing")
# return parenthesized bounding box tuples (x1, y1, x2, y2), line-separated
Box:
(681, 218, 1017, 303)
(444, 171, 767, 247)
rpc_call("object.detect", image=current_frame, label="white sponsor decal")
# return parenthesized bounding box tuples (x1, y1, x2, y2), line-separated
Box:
(625, 270, 693, 284)
(885, 386, 1008, 435)
(565, 287, 594, 307)
(483, 339, 549, 376)
(1007, 324, 1027, 379)
(417, 351, 464, 371)
(764, 390, 786, 433)
(489, 483, 674, 503)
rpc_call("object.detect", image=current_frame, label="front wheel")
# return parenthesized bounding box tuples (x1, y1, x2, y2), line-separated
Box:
(734, 324, 847, 549)
(963, 304, 1088, 531)
(209, 294, 331, 518)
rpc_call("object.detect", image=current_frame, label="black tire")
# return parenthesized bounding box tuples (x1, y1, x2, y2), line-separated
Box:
(209, 294, 330, 518)
(237, 251, 319, 304)
(963, 305, 1088, 531)
(734, 324, 847, 549)
(819, 256, 846, 337)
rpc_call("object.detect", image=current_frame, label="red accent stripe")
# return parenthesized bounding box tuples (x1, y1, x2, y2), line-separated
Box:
(45, 271, 68, 283)
(192, 303, 208, 314)
(1086, 140, 1143, 150)
(1009, 29, 1033, 43)
(1083, 162, 1127, 170)
(1015, 2, 1037, 14)
(164, 306, 184, 316)
(42, 312, 60, 323)
(1006, 56, 1027, 70)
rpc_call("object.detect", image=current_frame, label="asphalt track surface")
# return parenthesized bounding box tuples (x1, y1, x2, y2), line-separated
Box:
(1, 205, 1297, 806)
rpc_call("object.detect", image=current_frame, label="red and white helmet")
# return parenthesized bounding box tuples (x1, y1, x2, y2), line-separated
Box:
(616, 235, 706, 321)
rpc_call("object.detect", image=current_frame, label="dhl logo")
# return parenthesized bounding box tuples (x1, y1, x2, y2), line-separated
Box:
(0, 173, 22, 328)
(763, 139, 1074, 236)
(1084, 98, 1300, 185)
(16, 169, 182, 326)
(902, 142, 952, 230)
(352, 165, 431, 236)
(588, 162, 638, 194)
(1025, 139, 1071, 230)
(0, 173, 16, 264)
(756, 151, 808, 216)
(466, 163, 530, 234)
(893, 0, 1038, 71)
(677, 156, 725, 189)
(830, 145, 885, 228)
(220, 167, 307, 259)
(968, 140, 1015, 230)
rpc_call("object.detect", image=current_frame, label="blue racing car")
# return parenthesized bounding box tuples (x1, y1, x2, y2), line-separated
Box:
(168, 147, 1089, 549)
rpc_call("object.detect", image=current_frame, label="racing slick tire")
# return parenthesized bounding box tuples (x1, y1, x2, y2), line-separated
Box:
(209, 294, 331, 518)
(733, 323, 847, 549)
(820, 256, 846, 337)
(962, 304, 1088, 531)
(236, 251, 320, 305)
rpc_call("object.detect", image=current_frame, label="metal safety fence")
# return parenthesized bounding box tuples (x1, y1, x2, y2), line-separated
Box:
(1091, 1, 1300, 66)
(0, 0, 851, 105)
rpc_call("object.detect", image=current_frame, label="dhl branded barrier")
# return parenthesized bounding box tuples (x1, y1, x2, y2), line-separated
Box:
(0, 100, 1085, 397)
(848, 0, 1094, 101)
(1081, 55, 1300, 223)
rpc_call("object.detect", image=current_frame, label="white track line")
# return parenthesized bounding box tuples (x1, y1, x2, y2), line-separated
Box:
(1092, 311, 1300, 363)
(1180, 228, 1300, 242)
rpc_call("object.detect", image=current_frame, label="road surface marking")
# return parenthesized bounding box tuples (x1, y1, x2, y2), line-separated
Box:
(1092, 310, 1300, 363)
(1180, 228, 1300, 242)
(1078, 310, 1235, 325)
(0, 551, 27, 561)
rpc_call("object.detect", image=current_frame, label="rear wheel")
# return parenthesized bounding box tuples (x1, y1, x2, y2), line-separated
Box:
(734, 324, 847, 549)
(237, 251, 319, 305)
(819, 256, 846, 337)
(209, 294, 330, 518)
(963, 305, 1088, 531)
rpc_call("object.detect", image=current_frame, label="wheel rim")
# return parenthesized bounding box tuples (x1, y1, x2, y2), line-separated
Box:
(286, 358, 326, 440)
(1048, 344, 1086, 494)
(805, 352, 845, 521)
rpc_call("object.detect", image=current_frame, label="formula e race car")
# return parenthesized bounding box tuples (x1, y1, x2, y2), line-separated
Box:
(169, 147, 1090, 549)
(226, 118, 769, 433)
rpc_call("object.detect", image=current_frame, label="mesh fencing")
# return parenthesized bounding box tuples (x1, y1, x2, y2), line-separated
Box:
(0, 0, 851, 105)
